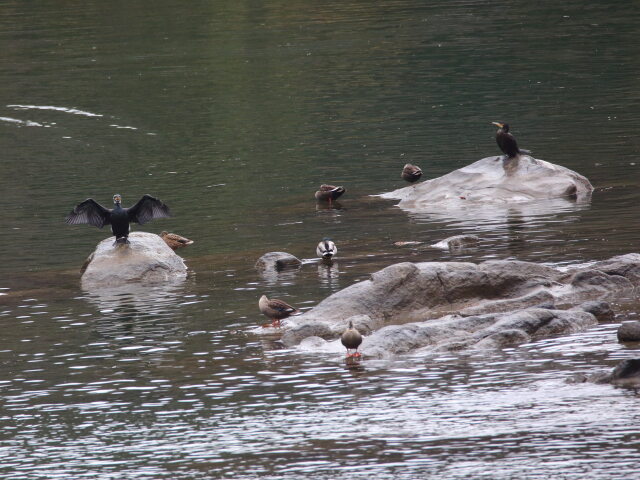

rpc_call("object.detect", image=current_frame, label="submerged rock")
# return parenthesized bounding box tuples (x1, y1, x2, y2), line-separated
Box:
(431, 235, 480, 250)
(255, 252, 302, 272)
(282, 254, 640, 356)
(617, 321, 640, 342)
(81, 232, 187, 287)
(380, 155, 593, 212)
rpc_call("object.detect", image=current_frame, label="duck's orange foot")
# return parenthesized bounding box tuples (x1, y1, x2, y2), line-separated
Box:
(352, 352, 362, 358)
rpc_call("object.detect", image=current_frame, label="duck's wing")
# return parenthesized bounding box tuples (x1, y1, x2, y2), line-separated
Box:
(268, 299, 299, 315)
(65, 199, 111, 228)
(127, 194, 171, 225)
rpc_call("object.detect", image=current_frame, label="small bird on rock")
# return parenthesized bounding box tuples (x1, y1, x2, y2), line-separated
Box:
(259, 295, 301, 328)
(160, 231, 194, 250)
(341, 320, 363, 358)
(316, 238, 337, 261)
(401, 163, 422, 183)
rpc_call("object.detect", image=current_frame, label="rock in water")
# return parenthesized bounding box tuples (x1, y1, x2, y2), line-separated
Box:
(255, 252, 302, 271)
(380, 155, 593, 211)
(617, 321, 640, 342)
(80, 231, 187, 286)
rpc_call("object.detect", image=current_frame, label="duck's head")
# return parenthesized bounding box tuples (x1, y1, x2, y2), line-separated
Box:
(113, 194, 122, 205)
(492, 121, 509, 132)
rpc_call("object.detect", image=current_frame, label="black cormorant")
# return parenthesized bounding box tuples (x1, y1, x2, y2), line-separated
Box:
(66, 194, 171, 244)
(492, 122, 520, 158)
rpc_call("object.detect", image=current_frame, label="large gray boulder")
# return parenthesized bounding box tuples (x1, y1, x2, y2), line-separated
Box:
(81, 232, 188, 287)
(380, 155, 593, 212)
(282, 254, 640, 356)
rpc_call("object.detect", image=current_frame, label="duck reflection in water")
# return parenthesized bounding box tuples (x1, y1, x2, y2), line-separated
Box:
(317, 261, 340, 287)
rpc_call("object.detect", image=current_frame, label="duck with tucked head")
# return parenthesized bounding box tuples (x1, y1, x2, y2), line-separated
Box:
(401, 163, 422, 183)
(258, 295, 301, 328)
(66, 194, 171, 245)
(341, 320, 363, 358)
(316, 238, 337, 261)
(315, 184, 345, 204)
(160, 231, 194, 250)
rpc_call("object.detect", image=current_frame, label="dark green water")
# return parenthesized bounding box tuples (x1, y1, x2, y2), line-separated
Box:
(1, 1, 639, 479)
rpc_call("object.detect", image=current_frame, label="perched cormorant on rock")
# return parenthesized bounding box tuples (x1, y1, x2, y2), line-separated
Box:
(401, 163, 422, 183)
(492, 122, 520, 158)
(315, 184, 345, 204)
(259, 295, 300, 328)
(160, 231, 194, 250)
(341, 320, 362, 358)
(316, 238, 337, 260)
(66, 194, 171, 245)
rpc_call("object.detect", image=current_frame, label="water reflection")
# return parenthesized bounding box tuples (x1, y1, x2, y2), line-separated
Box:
(317, 261, 340, 287)
(403, 197, 592, 232)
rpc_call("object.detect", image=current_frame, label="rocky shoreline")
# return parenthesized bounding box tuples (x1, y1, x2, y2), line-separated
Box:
(280, 254, 640, 357)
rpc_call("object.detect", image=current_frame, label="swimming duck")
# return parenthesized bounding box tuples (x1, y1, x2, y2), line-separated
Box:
(315, 184, 345, 204)
(401, 163, 422, 183)
(316, 238, 337, 260)
(341, 320, 363, 357)
(66, 194, 171, 245)
(160, 231, 194, 250)
(259, 295, 300, 327)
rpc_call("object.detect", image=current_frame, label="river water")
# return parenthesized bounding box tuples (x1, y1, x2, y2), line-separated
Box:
(1, 1, 639, 479)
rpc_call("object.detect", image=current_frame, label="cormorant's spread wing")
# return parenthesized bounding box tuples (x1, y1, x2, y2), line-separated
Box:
(65, 199, 111, 228)
(127, 194, 171, 225)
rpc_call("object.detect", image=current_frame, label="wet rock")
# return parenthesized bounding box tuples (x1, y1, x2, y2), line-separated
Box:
(431, 235, 480, 250)
(617, 321, 640, 342)
(80, 232, 187, 287)
(610, 359, 640, 386)
(281, 321, 332, 346)
(380, 155, 593, 211)
(588, 359, 640, 388)
(255, 252, 302, 271)
(285, 253, 640, 356)
(576, 301, 615, 322)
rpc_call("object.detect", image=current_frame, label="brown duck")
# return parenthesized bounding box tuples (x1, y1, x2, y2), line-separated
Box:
(259, 295, 300, 327)
(160, 231, 194, 250)
(315, 184, 345, 204)
(341, 320, 363, 357)
(401, 163, 422, 183)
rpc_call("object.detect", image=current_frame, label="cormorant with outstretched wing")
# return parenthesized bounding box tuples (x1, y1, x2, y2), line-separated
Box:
(66, 194, 171, 244)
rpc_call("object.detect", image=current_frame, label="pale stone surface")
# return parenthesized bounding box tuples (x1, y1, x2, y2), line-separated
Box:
(380, 155, 593, 212)
(281, 254, 640, 356)
(81, 232, 187, 287)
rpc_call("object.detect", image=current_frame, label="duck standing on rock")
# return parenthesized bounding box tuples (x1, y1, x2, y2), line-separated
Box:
(316, 238, 337, 261)
(401, 163, 422, 183)
(315, 184, 345, 205)
(66, 194, 171, 245)
(160, 231, 194, 250)
(492, 122, 521, 159)
(259, 295, 300, 328)
(341, 320, 362, 358)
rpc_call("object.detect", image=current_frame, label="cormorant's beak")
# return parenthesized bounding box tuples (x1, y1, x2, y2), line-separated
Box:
(492, 122, 504, 128)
